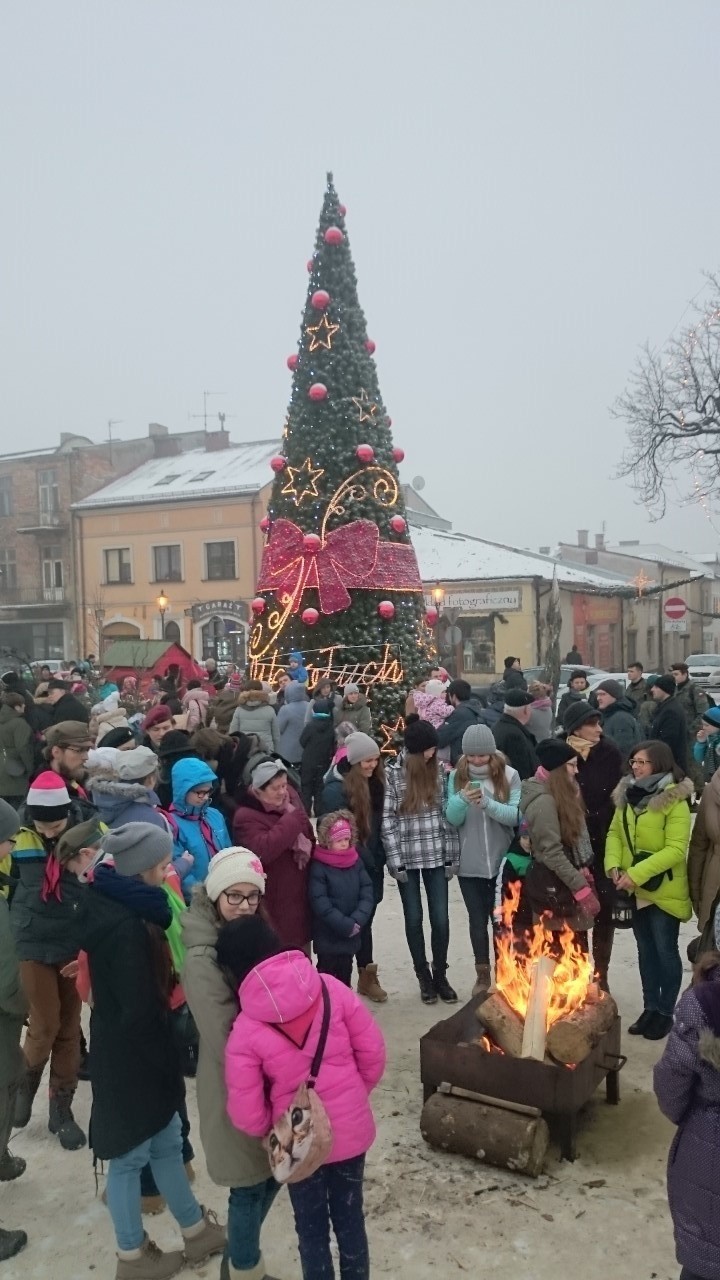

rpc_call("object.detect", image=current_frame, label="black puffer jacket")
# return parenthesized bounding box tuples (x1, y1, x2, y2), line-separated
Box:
(436, 700, 481, 765)
(76, 869, 184, 1161)
(493, 714, 539, 780)
(10, 802, 91, 965)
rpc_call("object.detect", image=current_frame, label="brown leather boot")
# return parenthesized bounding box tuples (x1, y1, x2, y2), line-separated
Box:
(472, 964, 492, 998)
(357, 964, 388, 1003)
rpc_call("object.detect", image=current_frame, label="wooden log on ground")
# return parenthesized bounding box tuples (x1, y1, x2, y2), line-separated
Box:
(546, 992, 618, 1065)
(475, 991, 525, 1057)
(421, 1090, 549, 1177)
(521, 956, 557, 1061)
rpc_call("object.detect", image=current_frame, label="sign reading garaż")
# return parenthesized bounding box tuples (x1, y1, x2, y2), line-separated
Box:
(185, 600, 249, 622)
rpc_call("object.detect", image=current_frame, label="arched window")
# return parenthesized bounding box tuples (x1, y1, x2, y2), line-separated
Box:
(164, 620, 181, 644)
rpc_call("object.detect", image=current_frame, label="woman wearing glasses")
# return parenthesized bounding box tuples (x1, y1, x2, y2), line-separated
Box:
(182, 847, 281, 1280)
(605, 740, 693, 1041)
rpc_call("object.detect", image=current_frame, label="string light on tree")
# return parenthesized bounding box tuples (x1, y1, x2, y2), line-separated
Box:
(352, 388, 379, 423)
(280, 456, 325, 505)
(306, 313, 340, 352)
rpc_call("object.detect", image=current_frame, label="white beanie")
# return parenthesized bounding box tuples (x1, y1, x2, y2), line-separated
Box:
(205, 846, 266, 903)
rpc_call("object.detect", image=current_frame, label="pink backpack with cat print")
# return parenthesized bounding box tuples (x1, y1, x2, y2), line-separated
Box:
(266, 980, 333, 1184)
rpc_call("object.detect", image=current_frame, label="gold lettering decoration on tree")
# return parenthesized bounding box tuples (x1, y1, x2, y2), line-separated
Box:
(351, 388, 378, 423)
(281, 457, 325, 505)
(305, 313, 340, 352)
(249, 642, 405, 691)
(321, 466, 398, 537)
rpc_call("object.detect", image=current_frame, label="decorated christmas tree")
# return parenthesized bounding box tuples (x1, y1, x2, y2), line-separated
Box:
(249, 172, 434, 749)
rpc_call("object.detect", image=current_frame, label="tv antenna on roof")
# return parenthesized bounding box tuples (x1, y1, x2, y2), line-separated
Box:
(190, 391, 225, 432)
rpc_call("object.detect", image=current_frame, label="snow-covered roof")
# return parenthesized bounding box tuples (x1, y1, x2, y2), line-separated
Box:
(73, 441, 278, 509)
(412, 526, 629, 588)
(607, 542, 715, 576)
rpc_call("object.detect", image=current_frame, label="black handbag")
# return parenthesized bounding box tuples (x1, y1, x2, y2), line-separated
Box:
(523, 858, 578, 920)
(621, 808, 668, 895)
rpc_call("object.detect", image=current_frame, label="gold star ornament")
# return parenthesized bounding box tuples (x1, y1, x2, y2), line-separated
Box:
(352, 388, 378, 423)
(281, 457, 325, 505)
(379, 716, 405, 755)
(305, 313, 340, 352)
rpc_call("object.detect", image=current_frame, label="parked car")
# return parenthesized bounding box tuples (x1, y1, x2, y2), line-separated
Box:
(684, 653, 720, 687)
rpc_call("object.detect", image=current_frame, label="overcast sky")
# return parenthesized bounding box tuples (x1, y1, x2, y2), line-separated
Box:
(2, 2, 720, 555)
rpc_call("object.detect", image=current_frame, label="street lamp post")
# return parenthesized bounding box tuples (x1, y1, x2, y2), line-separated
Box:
(432, 584, 444, 668)
(157, 593, 169, 639)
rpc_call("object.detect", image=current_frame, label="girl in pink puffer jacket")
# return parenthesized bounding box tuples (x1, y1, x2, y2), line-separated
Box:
(219, 918, 386, 1280)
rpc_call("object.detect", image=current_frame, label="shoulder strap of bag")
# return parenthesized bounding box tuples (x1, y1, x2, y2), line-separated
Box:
(309, 980, 331, 1087)
(621, 805, 636, 858)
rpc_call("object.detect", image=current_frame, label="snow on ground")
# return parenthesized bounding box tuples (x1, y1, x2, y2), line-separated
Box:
(2, 880, 685, 1279)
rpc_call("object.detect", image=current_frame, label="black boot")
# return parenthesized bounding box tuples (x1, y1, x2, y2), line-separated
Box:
(48, 1088, 86, 1150)
(432, 968, 458, 1003)
(0, 1228, 27, 1261)
(0, 1151, 26, 1181)
(643, 1011, 673, 1041)
(628, 1010, 653, 1036)
(13, 1064, 45, 1130)
(416, 966, 438, 1004)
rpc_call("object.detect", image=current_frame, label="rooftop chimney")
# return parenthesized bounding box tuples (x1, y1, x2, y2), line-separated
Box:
(539, 546, 551, 555)
(578, 530, 589, 548)
(595, 533, 605, 550)
(205, 429, 230, 453)
(148, 423, 169, 438)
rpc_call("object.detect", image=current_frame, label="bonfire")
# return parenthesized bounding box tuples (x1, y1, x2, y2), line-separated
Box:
(475, 884, 618, 1066)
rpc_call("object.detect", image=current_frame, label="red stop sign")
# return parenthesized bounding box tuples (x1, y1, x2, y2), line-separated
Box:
(664, 596, 687, 620)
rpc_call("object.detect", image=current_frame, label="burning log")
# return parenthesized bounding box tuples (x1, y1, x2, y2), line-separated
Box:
(475, 990, 525, 1057)
(546, 992, 618, 1065)
(521, 956, 557, 1061)
(421, 1083, 549, 1177)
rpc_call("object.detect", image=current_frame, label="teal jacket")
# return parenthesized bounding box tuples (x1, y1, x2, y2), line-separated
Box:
(445, 765, 521, 878)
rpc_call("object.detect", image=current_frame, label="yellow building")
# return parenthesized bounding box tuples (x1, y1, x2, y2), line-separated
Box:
(72, 438, 277, 665)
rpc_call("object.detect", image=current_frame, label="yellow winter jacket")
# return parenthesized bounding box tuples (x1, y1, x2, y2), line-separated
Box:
(604, 775, 693, 921)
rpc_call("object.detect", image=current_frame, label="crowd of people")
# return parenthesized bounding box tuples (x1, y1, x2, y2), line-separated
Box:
(0, 651, 719, 1279)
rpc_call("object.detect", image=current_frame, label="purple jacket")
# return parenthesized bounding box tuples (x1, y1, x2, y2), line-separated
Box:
(225, 951, 385, 1165)
(653, 967, 720, 1279)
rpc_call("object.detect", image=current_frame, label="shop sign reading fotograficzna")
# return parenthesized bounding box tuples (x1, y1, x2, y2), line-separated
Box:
(424, 590, 521, 613)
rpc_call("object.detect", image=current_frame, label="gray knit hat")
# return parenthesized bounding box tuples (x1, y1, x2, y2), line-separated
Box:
(251, 759, 287, 790)
(345, 732, 380, 766)
(0, 797, 19, 844)
(462, 724, 497, 756)
(343, 683, 360, 696)
(101, 822, 173, 877)
(116, 746, 159, 782)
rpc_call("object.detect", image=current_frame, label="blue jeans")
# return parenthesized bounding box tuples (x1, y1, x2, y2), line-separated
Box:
(227, 1177, 279, 1271)
(632, 904, 682, 1017)
(140, 1094, 193, 1197)
(106, 1113, 202, 1251)
(397, 867, 449, 974)
(288, 1155, 368, 1280)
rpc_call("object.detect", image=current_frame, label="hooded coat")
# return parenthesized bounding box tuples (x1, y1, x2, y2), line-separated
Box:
(229, 689, 281, 755)
(653, 967, 720, 1280)
(605, 775, 693, 920)
(573, 736, 624, 903)
(0, 702, 35, 796)
(493, 714, 539, 780)
(276, 682, 308, 765)
(10, 804, 100, 964)
(436, 699, 481, 766)
(333, 694, 372, 736)
(167, 757, 231, 898)
(599, 696, 643, 758)
(225, 951, 385, 1165)
(287, 651, 309, 684)
(74, 871, 184, 1160)
(309, 821, 375, 957)
(650, 696, 689, 771)
(182, 686, 211, 733)
(519, 776, 593, 931)
(232, 785, 315, 950)
(90, 774, 169, 831)
(180, 887, 270, 1187)
(688, 769, 720, 928)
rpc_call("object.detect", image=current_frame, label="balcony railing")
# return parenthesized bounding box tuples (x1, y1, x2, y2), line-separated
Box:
(0, 586, 66, 606)
(14, 511, 67, 532)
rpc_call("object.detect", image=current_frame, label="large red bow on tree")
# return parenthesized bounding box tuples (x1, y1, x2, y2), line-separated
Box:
(256, 517, 423, 615)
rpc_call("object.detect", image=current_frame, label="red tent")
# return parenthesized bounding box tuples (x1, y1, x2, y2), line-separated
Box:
(101, 639, 203, 690)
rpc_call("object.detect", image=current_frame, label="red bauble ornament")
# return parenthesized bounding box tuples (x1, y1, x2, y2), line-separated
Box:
(378, 600, 395, 620)
(324, 226, 344, 245)
(364, 339, 376, 354)
(311, 289, 330, 310)
(308, 382, 328, 401)
(338, 203, 347, 215)
(306, 259, 314, 273)
(270, 456, 287, 473)
(392, 447, 405, 463)
(286, 353, 298, 371)
(302, 607, 319, 627)
(251, 597, 266, 615)
(303, 533, 322, 554)
(390, 515, 407, 534)
(356, 444, 374, 463)
(259, 516, 270, 533)
(425, 606, 439, 626)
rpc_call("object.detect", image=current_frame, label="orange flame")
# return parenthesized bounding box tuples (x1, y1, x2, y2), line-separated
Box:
(494, 882, 593, 1028)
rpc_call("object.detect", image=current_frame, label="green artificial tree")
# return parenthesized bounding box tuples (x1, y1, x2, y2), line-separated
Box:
(249, 172, 433, 748)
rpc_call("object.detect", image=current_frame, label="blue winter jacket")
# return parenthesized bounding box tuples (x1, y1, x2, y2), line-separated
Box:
(167, 757, 231, 900)
(308, 852, 375, 956)
(276, 681, 309, 764)
(287, 651, 309, 684)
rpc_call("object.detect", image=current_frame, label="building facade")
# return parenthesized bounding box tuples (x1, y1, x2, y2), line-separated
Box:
(72, 437, 277, 665)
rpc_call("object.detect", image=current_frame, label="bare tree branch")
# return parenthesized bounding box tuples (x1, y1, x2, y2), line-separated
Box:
(614, 272, 720, 517)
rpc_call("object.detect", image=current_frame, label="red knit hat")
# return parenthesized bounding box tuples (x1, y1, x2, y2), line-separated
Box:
(141, 704, 173, 733)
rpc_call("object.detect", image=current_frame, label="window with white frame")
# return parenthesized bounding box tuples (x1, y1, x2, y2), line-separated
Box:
(104, 547, 132, 584)
(153, 544, 182, 582)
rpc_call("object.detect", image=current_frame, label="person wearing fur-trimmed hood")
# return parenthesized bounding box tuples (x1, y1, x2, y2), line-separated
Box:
(605, 739, 692, 1041)
(229, 683, 281, 756)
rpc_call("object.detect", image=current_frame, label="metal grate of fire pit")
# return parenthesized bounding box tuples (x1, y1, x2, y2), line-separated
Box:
(420, 996, 626, 1161)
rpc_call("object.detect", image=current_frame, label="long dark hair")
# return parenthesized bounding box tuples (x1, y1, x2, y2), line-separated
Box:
(628, 739, 684, 784)
(340, 758, 386, 843)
